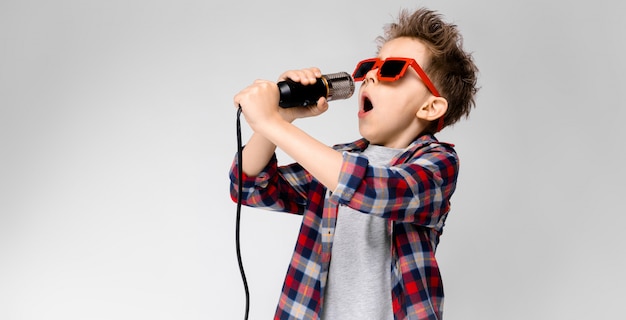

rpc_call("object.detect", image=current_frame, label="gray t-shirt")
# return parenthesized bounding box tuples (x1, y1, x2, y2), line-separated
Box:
(321, 144, 402, 320)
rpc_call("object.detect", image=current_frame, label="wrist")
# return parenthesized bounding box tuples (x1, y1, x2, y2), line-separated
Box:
(278, 108, 297, 123)
(252, 113, 289, 137)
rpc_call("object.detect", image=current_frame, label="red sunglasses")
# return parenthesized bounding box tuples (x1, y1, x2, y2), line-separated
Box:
(352, 57, 440, 97)
(352, 57, 445, 131)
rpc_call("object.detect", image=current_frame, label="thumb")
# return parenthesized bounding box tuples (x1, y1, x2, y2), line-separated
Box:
(282, 97, 329, 120)
(308, 97, 329, 116)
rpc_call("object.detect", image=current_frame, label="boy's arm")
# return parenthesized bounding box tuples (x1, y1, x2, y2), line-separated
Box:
(332, 145, 459, 227)
(239, 103, 341, 189)
(240, 132, 277, 177)
(234, 68, 343, 190)
(229, 150, 311, 214)
(254, 117, 343, 191)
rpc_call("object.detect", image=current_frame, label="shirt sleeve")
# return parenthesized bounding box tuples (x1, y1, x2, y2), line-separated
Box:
(329, 144, 459, 228)
(229, 152, 313, 215)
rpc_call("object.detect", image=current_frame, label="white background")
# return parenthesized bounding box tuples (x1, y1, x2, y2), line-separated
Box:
(1, 0, 625, 319)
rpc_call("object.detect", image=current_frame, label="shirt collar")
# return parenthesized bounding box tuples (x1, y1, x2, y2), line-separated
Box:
(332, 134, 440, 153)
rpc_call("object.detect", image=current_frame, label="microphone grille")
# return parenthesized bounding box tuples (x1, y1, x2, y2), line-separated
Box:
(324, 72, 355, 102)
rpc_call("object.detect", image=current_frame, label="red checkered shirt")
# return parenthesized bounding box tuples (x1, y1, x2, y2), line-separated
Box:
(229, 134, 459, 320)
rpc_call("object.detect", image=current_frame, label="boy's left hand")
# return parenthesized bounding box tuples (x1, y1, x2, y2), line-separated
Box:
(276, 68, 329, 122)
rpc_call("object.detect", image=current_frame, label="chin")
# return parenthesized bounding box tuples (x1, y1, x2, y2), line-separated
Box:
(357, 123, 369, 139)
(358, 128, 377, 144)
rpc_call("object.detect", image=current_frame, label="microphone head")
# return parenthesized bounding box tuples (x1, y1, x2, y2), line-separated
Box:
(323, 72, 355, 102)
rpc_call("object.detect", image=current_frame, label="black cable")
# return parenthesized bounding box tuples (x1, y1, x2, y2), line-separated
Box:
(235, 106, 250, 320)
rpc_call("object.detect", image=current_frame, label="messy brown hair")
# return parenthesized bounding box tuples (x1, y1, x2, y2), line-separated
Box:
(377, 8, 479, 132)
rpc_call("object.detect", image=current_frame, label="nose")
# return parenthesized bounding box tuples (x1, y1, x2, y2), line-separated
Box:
(364, 67, 379, 84)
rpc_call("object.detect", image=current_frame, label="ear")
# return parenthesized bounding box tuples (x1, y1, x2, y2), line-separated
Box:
(416, 97, 448, 122)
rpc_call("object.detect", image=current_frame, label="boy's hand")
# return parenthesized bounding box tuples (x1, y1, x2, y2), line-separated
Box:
(277, 68, 329, 121)
(234, 68, 329, 133)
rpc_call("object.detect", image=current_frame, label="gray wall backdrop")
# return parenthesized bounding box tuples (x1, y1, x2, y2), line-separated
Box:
(1, 0, 625, 319)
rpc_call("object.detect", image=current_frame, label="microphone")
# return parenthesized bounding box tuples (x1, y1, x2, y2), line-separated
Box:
(277, 72, 355, 108)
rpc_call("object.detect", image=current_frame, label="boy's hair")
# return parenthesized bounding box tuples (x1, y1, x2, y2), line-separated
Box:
(377, 8, 479, 132)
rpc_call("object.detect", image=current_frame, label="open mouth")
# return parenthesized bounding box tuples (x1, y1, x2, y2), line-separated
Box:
(363, 97, 374, 112)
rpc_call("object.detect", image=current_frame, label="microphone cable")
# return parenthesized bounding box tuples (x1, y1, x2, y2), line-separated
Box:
(232, 73, 351, 319)
(235, 106, 250, 320)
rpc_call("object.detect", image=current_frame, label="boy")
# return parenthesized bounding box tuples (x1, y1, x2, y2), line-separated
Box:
(230, 7, 478, 320)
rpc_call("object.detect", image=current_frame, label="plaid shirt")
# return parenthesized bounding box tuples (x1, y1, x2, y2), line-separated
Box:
(229, 134, 459, 320)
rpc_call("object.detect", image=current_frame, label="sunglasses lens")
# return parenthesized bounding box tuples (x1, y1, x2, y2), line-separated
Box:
(379, 60, 407, 79)
(353, 61, 376, 79)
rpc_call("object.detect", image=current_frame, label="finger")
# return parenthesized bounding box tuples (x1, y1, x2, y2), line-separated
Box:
(233, 85, 253, 108)
(300, 68, 322, 85)
(309, 97, 329, 116)
(308, 67, 322, 79)
(278, 68, 322, 84)
(233, 91, 243, 108)
(278, 70, 298, 82)
(316, 96, 329, 110)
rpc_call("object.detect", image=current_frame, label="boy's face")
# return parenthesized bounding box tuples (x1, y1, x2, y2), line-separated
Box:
(356, 37, 437, 148)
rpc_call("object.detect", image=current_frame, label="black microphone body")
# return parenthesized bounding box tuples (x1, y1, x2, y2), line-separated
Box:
(277, 72, 355, 108)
